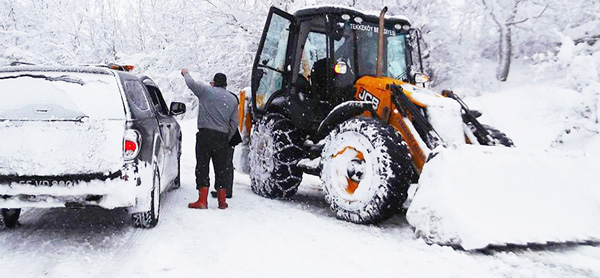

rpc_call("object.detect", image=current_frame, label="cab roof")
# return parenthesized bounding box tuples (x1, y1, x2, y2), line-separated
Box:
(293, 5, 411, 26)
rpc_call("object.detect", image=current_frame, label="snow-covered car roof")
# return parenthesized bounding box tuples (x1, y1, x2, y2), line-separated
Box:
(0, 65, 115, 75)
(0, 65, 127, 121)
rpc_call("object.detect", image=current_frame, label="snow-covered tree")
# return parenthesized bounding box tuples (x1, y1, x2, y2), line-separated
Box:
(0, 0, 598, 103)
(479, 0, 549, 81)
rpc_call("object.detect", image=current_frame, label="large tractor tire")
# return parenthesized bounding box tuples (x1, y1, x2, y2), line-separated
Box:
(469, 123, 514, 147)
(249, 113, 304, 198)
(320, 116, 414, 224)
(483, 124, 514, 147)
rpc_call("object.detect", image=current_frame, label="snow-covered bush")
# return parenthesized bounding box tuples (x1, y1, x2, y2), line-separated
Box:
(526, 20, 600, 147)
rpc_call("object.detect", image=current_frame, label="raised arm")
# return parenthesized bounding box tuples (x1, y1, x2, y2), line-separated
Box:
(181, 69, 211, 98)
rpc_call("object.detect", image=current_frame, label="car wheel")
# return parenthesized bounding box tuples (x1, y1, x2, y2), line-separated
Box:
(320, 116, 414, 224)
(0, 208, 21, 229)
(132, 166, 160, 228)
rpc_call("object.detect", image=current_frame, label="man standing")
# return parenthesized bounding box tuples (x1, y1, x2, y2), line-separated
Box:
(182, 69, 238, 209)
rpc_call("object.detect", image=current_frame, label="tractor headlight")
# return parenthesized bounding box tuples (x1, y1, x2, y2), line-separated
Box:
(334, 61, 348, 75)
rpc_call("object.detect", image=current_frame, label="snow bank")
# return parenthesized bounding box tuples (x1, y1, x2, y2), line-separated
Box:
(464, 84, 587, 150)
(406, 144, 600, 250)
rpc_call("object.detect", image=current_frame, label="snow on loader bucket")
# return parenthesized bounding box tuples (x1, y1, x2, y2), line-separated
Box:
(406, 144, 600, 250)
(387, 85, 600, 250)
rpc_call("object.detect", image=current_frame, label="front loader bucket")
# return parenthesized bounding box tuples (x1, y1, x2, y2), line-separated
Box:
(406, 144, 600, 250)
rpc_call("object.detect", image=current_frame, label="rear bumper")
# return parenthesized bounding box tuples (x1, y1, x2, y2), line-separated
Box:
(0, 166, 140, 209)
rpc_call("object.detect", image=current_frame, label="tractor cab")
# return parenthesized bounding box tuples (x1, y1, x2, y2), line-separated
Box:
(251, 6, 421, 136)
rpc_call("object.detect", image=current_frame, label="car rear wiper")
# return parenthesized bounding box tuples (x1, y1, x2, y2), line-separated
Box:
(0, 74, 85, 85)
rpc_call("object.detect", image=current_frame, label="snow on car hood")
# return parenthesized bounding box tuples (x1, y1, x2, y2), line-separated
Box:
(0, 70, 127, 176)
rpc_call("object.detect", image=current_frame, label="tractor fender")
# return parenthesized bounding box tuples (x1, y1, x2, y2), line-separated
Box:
(317, 101, 377, 137)
(237, 87, 253, 145)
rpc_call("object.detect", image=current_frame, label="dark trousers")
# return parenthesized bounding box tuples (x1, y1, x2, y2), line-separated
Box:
(195, 129, 234, 191)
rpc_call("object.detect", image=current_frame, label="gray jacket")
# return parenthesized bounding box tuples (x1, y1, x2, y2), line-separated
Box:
(184, 73, 238, 139)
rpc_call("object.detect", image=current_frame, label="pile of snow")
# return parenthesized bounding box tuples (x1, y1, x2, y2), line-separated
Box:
(407, 59, 600, 249)
(406, 144, 600, 250)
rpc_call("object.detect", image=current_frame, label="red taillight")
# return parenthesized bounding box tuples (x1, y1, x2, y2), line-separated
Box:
(125, 140, 137, 152)
(124, 129, 141, 160)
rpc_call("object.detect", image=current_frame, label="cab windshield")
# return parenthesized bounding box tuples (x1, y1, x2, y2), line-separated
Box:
(299, 17, 410, 83)
(333, 20, 409, 81)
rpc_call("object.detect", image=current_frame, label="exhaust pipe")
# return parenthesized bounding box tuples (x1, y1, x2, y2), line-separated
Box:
(376, 6, 388, 77)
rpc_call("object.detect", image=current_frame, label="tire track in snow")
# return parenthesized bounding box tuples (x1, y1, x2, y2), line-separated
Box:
(483, 244, 600, 278)
(102, 183, 184, 277)
(0, 207, 134, 278)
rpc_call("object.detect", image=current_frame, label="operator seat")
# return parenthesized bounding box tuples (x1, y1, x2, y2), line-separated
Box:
(296, 73, 311, 97)
(310, 58, 329, 99)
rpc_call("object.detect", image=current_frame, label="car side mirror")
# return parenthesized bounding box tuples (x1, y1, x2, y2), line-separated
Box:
(170, 102, 186, 116)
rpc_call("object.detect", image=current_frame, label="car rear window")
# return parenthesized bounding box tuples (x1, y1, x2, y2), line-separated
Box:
(0, 71, 126, 120)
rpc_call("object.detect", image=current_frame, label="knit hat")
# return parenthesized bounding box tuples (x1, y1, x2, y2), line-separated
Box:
(213, 73, 227, 87)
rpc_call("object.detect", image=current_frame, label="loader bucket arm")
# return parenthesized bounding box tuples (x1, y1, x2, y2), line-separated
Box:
(391, 85, 443, 151)
(442, 90, 493, 145)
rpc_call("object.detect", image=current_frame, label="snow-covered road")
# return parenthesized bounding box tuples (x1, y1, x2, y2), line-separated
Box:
(1, 117, 599, 278)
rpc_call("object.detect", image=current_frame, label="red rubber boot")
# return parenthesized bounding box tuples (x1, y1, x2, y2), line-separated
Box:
(218, 188, 228, 209)
(188, 187, 208, 209)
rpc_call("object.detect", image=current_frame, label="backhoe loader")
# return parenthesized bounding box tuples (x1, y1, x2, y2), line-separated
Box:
(234, 6, 600, 250)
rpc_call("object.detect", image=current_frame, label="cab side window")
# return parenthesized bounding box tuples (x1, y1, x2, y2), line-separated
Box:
(301, 31, 328, 80)
(254, 12, 292, 111)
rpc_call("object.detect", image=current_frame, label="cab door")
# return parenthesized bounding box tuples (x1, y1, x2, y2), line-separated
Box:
(251, 7, 294, 116)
